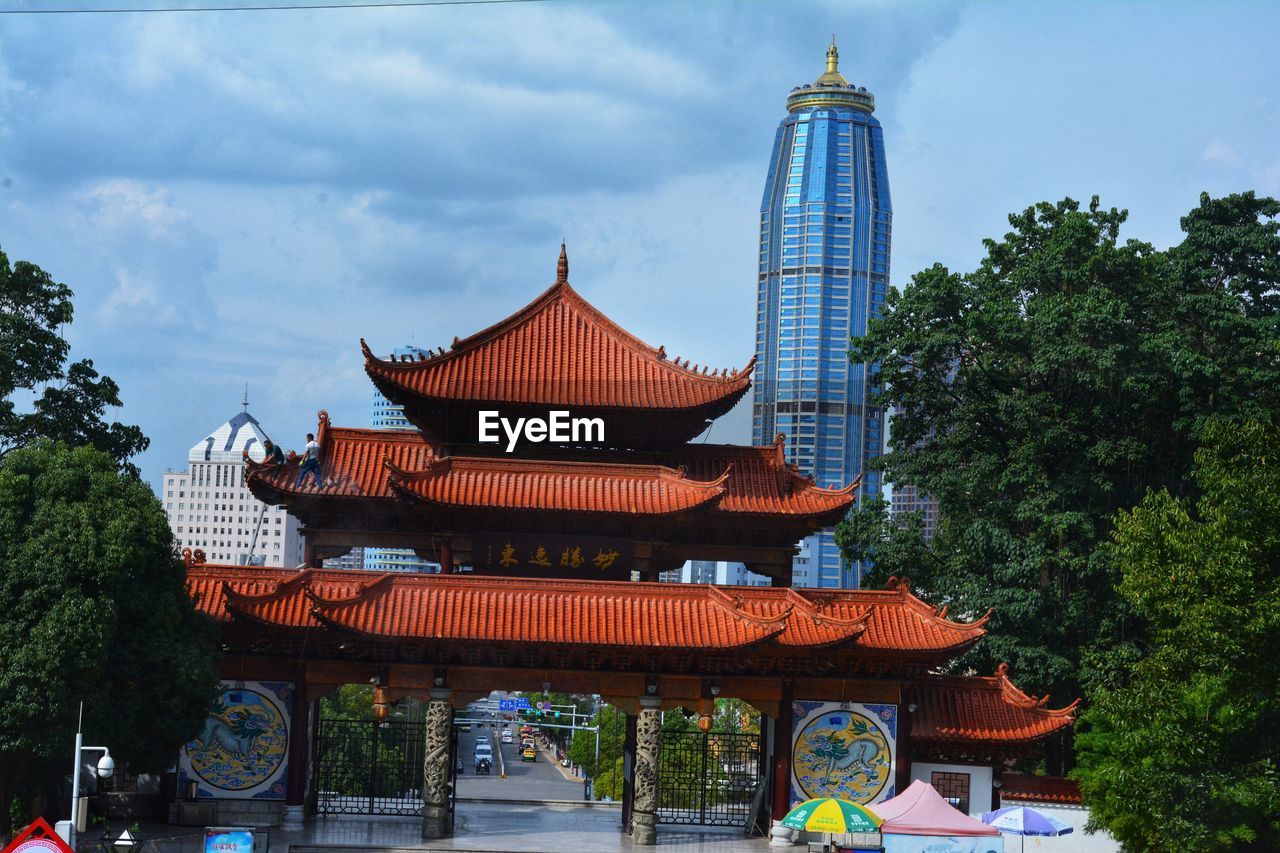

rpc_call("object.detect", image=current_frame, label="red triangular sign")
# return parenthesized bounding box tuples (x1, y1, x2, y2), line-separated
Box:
(2, 817, 75, 853)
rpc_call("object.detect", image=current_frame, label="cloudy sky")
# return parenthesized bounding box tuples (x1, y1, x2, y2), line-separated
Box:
(1, 0, 1278, 490)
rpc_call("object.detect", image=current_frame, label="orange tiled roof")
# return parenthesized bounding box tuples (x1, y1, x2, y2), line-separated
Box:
(999, 774, 1082, 805)
(910, 663, 1080, 745)
(244, 412, 435, 498)
(186, 564, 987, 655)
(246, 418, 857, 523)
(681, 438, 859, 518)
(387, 456, 731, 516)
(361, 278, 753, 412)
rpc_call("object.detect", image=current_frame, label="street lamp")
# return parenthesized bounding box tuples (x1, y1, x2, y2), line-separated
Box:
(69, 702, 114, 850)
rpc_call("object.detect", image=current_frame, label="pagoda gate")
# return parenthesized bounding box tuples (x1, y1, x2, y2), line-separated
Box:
(183, 247, 1077, 844)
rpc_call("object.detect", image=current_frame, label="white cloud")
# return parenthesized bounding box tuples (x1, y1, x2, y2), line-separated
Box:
(84, 180, 189, 238)
(96, 267, 181, 328)
(1202, 140, 1242, 165)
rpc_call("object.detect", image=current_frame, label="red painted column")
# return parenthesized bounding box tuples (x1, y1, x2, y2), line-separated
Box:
(771, 680, 794, 821)
(438, 540, 453, 574)
(896, 683, 913, 798)
(282, 679, 309, 830)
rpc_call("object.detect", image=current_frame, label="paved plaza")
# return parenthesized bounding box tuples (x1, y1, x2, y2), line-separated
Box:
(121, 804, 771, 853)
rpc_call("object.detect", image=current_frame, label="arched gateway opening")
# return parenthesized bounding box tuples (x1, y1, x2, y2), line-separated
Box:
(181, 249, 1078, 846)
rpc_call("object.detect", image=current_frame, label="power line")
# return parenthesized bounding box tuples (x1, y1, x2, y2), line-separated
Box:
(0, 0, 549, 14)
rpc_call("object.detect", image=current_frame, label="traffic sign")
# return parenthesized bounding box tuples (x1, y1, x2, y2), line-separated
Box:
(2, 818, 74, 853)
(498, 698, 530, 711)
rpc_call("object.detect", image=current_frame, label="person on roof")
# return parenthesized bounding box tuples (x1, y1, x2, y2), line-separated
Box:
(295, 432, 322, 488)
(262, 439, 286, 466)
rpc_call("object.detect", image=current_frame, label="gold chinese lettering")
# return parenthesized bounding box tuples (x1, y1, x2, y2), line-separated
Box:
(560, 546, 584, 568)
(499, 543, 518, 567)
(593, 548, 621, 570)
(529, 546, 552, 567)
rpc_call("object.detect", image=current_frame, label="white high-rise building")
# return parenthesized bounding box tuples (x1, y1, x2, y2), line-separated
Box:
(661, 560, 772, 586)
(162, 410, 304, 568)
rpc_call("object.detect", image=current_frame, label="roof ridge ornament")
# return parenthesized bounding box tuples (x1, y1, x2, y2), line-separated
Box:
(556, 240, 568, 284)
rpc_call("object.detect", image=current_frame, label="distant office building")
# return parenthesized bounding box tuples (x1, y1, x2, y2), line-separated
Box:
(661, 560, 772, 587)
(162, 409, 304, 567)
(889, 484, 939, 544)
(752, 40, 892, 589)
(322, 548, 366, 571)
(364, 344, 439, 574)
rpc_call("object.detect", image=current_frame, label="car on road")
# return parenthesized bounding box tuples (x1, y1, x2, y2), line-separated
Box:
(476, 735, 490, 745)
(501, 730, 513, 743)
(521, 746, 536, 762)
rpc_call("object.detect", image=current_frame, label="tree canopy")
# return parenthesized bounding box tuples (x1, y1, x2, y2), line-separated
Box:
(0, 441, 220, 836)
(1074, 416, 1280, 851)
(0, 248, 147, 475)
(838, 193, 1280, 724)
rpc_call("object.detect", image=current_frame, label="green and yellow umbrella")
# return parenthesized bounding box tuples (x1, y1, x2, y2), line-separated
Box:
(781, 797, 883, 834)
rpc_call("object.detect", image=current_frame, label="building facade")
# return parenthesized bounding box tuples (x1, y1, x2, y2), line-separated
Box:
(661, 560, 773, 586)
(162, 410, 304, 568)
(890, 484, 940, 544)
(365, 344, 439, 573)
(752, 40, 892, 588)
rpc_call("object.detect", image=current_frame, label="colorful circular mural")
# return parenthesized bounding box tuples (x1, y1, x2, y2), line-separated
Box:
(185, 686, 288, 792)
(792, 706, 893, 803)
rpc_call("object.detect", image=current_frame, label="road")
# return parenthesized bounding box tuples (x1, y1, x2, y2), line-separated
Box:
(455, 719, 586, 802)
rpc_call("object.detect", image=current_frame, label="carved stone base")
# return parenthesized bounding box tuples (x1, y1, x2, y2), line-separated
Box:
(632, 811, 657, 846)
(421, 804, 451, 840)
(280, 805, 305, 832)
(769, 819, 798, 847)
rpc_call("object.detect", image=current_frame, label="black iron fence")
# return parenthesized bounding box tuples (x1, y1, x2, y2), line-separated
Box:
(657, 730, 762, 826)
(313, 718, 426, 816)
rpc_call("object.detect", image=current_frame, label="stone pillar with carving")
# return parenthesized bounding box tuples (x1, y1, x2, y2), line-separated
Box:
(630, 696, 662, 845)
(421, 687, 453, 840)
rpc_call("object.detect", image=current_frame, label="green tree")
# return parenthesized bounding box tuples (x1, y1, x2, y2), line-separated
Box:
(1075, 417, 1280, 851)
(320, 683, 375, 721)
(839, 194, 1280, 723)
(567, 703, 626, 788)
(0, 441, 220, 836)
(0, 248, 148, 475)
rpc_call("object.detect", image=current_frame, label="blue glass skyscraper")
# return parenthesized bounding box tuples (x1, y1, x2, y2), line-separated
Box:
(752, 41, 891, 589)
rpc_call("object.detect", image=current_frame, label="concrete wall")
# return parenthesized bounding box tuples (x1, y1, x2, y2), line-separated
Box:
(209, 798, 284, 827)
(998, 801, 1120, 853)
(910, 761, 994, 817)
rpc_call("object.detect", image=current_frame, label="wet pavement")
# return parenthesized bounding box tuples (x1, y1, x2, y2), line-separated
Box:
(116, 801, 775, 853)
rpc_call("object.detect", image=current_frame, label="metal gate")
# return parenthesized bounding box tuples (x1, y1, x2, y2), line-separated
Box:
(658, 731, 762, 826)
(313, 718, 426, 816)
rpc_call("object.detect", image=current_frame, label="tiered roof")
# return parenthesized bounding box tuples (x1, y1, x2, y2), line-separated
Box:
(361, 246, 754, 447)
(998, 773, 1083, 805)
(909, 662, 1080, 751)
(386, 456, 731, 517)
(182, 561, 1074, 747)
(246, 415, 856, 530)
(186, 561, 987, 673)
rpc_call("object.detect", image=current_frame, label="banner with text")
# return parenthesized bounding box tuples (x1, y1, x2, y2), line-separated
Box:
(467, 533, 633, 580)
